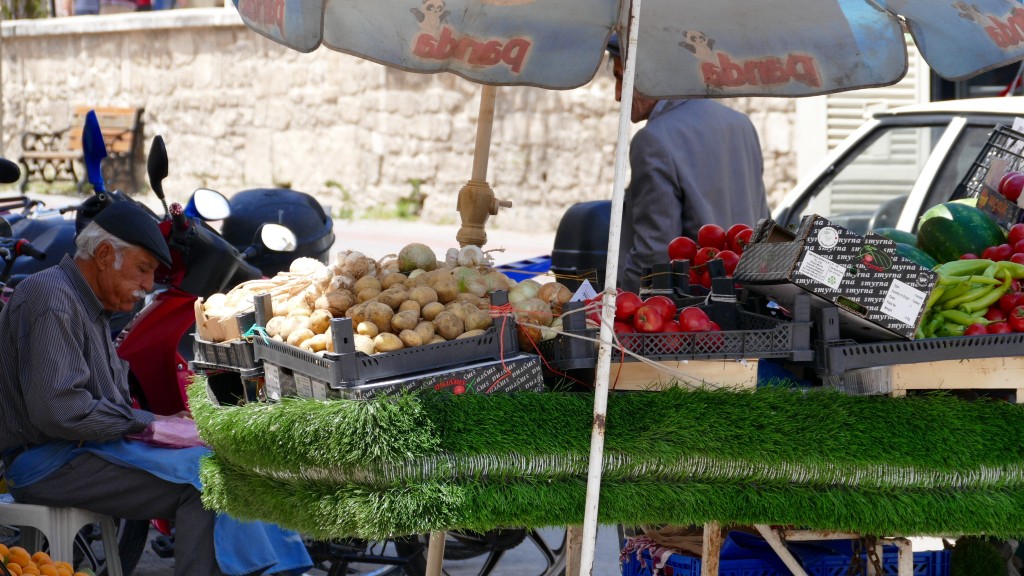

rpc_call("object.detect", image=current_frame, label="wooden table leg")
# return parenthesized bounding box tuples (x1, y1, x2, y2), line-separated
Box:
(565, 525, 583, 576)
(701, 522, 723, 576)
(425, 531, 446, 576)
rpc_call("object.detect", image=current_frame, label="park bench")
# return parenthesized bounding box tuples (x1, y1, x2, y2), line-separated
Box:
(17, 106, 145, 193)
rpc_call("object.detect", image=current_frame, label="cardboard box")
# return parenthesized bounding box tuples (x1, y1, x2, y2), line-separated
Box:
(194, 297, 248, 343)
(733, 215, 937, 341)
(263, 353, 546, 400)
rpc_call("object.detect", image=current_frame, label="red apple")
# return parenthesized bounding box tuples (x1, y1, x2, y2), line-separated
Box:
(644, 295, 677, 321)
(1000, 171, 1024, 202)
(614, 291, 643, 321)
(697, 224, 727, 250)
(633, 304, 665, 333)
(667, 236, 699, 262)
(678, 307, 711, 332)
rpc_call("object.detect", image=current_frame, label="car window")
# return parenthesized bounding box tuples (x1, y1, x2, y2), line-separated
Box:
(789, 125, 946, 235)
(917, 124, 1004, 228)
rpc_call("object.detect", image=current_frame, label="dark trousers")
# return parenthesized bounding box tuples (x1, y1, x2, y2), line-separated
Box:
(9, 452, 225, 576)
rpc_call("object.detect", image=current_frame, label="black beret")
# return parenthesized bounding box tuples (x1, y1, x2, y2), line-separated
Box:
(93, 201, 173, 268)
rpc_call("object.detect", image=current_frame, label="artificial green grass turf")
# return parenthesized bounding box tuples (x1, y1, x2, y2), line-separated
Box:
(189, 380, 1024, 539)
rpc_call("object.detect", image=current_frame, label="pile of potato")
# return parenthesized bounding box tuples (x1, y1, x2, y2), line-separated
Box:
(201, 243, 540, 356)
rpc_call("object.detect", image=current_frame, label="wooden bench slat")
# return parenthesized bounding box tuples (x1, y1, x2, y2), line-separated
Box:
(21, 151, 81, 160)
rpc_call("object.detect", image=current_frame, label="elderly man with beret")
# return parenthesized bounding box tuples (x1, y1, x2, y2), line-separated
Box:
(0, 201, 311, 575)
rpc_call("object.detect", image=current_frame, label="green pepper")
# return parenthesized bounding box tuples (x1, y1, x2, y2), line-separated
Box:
(940, 309, 990, 326)
(940, 285, 995, 310)
(937, 322, 967, 337)
(959, 274, 1012, 314)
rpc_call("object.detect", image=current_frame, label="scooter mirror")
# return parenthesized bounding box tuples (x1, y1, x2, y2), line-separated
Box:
(0, 218, 12, 238)
(259, 223, 298, 253)
(147, 136, 169, 201)
(187, 188, 231, 221)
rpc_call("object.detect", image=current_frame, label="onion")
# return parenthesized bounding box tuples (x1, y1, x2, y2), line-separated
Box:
(513, 297, 553, 327)
(483, 270, 514, 293)
(398, 243, 438, 273)
(445, 248, 460, 268)
(537, 282, 572, 312)
(458, 245, 488, 267)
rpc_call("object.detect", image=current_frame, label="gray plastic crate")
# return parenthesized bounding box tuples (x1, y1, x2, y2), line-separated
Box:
(813, 303, 1024, 375)
(254, 315, 520, 389)
(192, 336, 261, 378)
(533, 301, 598, 370)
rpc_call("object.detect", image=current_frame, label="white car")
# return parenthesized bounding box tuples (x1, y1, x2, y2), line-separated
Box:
(773, 97, 1024, 234)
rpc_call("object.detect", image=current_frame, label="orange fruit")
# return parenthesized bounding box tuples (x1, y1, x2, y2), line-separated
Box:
(7, 547, 31, 568)
(39, 565, 59, 576)
(7, 562, 23, 576)
(31, 552, 51, 565)
(0, 543, 9, 558)
(55, 562, 73, 574)
(54, 567, 71, 576)
(22, 566, 40, 576)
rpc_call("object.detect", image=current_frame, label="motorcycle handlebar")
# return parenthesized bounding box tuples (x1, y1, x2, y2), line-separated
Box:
(15, 239, 45, 261)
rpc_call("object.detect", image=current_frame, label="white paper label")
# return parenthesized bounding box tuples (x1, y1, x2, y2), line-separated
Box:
(312, 380, 328, 401)
(294, 373, 314, 399)
(570, 280, 598, 302)
(881, 278, 928, 327)
(264, 364, 281, 401)
(1012, 118, 1024, 154)
(798, 250, 845, 290)
(816, 226, 839, 248)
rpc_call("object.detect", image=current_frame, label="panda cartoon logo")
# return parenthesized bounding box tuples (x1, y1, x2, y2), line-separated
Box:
(411, 0, 451, 37)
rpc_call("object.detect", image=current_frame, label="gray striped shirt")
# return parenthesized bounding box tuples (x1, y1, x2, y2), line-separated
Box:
(0, 255, 154, 452)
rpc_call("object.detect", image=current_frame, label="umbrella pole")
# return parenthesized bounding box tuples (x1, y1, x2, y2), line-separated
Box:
(456, 85, 511, 248)
(579, 2, 642, 574)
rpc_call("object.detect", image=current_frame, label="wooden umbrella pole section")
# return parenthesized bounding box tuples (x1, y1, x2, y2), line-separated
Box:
(578, 2, 642, 574)
(425, 531, 446, 576)
(457, 84, 511, 248)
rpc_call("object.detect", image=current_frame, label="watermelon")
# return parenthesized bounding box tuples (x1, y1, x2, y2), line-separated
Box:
(894, 242, 939, 270)
(916, 202, 1006, 263)
(871, 227, 918, 246)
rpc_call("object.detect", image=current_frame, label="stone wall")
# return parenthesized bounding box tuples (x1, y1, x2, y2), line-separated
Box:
(1, 8, 798, 233)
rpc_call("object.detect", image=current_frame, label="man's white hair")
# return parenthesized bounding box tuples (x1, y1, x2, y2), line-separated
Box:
(75, 221, 133, 270)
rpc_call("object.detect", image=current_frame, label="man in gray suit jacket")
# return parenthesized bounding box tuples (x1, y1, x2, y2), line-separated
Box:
(609, 36, 770, 293)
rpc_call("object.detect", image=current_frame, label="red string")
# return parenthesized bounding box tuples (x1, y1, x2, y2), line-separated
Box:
(487, 303, 516, 392)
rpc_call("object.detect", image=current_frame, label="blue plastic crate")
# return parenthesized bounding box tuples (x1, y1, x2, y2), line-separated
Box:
(494, 255, 552, 282)
(621, 544, 950, 576)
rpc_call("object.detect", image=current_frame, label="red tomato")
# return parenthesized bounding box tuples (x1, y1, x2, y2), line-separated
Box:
(960, 253, 980, 260)
(667, 236, 699, 262)
(688, 267, 701, 289)
(614, 291, 643, 321)
(988, 321, 1012, 334)
(726, 223, 752, 247)
(708, 321, 721, 331)
(982, 246, 998, 260)
(678, 307, 711, 332)
(999, 292, 1024, 315)
(985, 307, 1007, 322)
(1010, 305, 1024, 332)
(994, 243, 1015, 261)
(1013, 239, 1024, 255)
(699, 270, 712, 290)
(964, 323, 989, 336)
(730, 228, 755, 254)
(1012, 253, 1024, 266)
(613, 320, 635, 333)
(693, 246, 721, 267)
(614, 321, 636, 353)
(1010, 223, 1024, 247)
(1000, 172, 1024, 202)
(644, 295, 677, 321)
(633, 304, 665, 333)
(697, 224, 727, 250)
(717, 250, 741, 277)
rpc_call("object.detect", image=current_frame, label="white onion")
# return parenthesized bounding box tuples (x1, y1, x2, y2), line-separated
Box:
(398, 243, 438, 273)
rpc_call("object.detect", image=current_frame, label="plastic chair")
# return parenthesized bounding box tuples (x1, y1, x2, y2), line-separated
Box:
(0, 495, 123, 576)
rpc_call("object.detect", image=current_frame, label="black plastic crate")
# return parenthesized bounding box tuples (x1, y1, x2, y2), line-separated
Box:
(253, 315, 520, 389)
(612, 293, 812, 362)
(192, 336, 261, 377)
(951, 124, 1024, 227)
(534, 301, 598, 370)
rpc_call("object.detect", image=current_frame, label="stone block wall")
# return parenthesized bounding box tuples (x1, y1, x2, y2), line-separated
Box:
(1, 8, 797, 233)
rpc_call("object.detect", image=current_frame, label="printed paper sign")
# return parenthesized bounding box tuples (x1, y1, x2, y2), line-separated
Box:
(798, 250, 846, 291)
(294, 373, 313, 399)
(880, 278, 928, 327)
(264, 364, 282, 401)
(571, 280, 598, 302)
